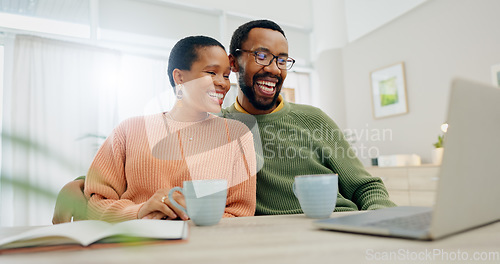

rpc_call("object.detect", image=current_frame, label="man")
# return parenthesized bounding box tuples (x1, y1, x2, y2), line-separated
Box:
(52, 19, 395, 224)
(223, 20, 395, 215)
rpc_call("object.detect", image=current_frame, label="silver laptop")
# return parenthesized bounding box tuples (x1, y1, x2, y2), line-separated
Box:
(314, 78, 500, 240)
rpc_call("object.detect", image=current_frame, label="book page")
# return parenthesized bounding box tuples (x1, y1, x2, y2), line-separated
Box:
(91, 220, 188, 244)
(0, 221, 111, 248)
(0, 219, 188, 249)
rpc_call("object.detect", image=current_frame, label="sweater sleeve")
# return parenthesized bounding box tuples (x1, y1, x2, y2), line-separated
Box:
(84, 122, 143, 222)
(316, 111, 397, 210)
(223, 122, 257, 217)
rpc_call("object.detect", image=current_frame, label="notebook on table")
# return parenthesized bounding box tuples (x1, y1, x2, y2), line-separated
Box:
(314, 78, 500, 240)
(0, 219, 188, 254)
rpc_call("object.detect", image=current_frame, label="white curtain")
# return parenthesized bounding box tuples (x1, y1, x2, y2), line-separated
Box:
(0, 35, 173, 226)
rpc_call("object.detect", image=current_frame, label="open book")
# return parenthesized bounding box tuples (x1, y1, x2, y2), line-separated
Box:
(0, 219, 188, 252)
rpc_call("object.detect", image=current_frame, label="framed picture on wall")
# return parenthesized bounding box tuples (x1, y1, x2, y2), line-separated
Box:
(370, 62, 408, 119)
(491, 64, 500, 88)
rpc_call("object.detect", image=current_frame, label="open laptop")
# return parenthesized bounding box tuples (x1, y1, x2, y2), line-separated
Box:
(314, 78, 500, 240)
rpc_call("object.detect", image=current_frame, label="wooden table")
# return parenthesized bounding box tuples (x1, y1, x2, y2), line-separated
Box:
(1, 212, 499, 263)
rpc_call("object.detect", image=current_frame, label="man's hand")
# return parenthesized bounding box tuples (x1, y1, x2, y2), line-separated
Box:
(138, 188, 188, 220)
(52, 179, 87, 224)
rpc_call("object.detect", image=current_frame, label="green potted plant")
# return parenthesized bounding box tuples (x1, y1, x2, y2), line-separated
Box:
(433, 135, 444, 148)
(432, 135, 444, 164)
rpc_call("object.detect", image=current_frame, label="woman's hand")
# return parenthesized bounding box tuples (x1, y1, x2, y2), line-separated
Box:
(138, 188, 188, 220)
(52, 179, 88, 224)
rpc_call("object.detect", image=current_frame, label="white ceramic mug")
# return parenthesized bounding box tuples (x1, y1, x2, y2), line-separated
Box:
(293, 174, 338, 218)
(168, 179, 227, 226)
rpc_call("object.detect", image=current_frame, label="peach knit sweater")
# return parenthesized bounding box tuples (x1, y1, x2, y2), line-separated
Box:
(84, 113, 256, 222)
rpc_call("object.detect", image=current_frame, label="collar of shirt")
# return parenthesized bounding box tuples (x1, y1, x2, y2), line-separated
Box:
(233, 95, 285, 114)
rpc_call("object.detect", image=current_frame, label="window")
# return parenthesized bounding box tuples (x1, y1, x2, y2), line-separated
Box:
(0, 43, 4, 171)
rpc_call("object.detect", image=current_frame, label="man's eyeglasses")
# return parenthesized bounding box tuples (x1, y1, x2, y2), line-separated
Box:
(236, 49, 295, 70)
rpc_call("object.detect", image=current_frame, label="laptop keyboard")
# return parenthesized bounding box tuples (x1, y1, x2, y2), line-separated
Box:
(365, 211, 432, 231)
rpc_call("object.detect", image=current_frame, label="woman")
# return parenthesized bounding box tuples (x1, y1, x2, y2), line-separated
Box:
(83, 36, 256, 222)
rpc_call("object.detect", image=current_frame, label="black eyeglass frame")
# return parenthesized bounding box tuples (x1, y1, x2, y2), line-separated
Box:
(235, 49, 295, 70)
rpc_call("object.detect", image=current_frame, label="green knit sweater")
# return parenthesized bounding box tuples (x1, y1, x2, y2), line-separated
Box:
(223, 101, 396, 215)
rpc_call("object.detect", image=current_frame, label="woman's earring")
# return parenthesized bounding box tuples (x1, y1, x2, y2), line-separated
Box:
(176, 84, 184, 100)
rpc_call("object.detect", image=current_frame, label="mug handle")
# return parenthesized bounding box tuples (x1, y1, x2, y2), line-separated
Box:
(168, 187, 188, 216)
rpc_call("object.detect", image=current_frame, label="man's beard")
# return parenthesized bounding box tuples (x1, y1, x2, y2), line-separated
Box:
(237, 67, 282, 111)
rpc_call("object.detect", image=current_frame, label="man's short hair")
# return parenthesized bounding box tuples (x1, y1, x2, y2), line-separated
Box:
(167, 35, 225, 89)
(229, 20, 286, 56)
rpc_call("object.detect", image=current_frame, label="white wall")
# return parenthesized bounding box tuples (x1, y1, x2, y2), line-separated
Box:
(100, 0, 221, 39)
(310, 0, 431, 130)
(97, 0, 313, 67)
(312, 48, 347, 129)
(309, 0, 347, 128)
(176, 0, 313, 28)
(342, 0, 500, 165)
(345, 0, 428, 42)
